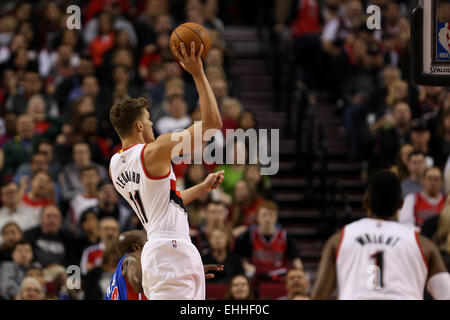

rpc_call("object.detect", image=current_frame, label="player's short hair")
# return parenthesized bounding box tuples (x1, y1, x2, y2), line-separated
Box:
(367, 171, 402, 218)
(109, 97, 150, 138)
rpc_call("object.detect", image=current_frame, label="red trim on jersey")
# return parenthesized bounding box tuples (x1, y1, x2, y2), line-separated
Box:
(118, 144, 138, 153)
(335, 227, 345, 262)
(140, 144, 170, 180)
(124, 276, 148, 300)
(414, 232, 429, 271)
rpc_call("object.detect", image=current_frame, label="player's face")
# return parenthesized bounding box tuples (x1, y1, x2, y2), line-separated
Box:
(141, 109, 155, 143)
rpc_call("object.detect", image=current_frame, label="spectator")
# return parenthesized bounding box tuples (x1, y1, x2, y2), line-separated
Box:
(36, 139, 60, 181)
(194, 200, 229, 254)
(0, 112, 17, 148)
(13, 151, 49, 187)
(278, 268, 310, 300)
(93, 180, 133, 231)
(68, 165, 100, 231)
(83, 0, 137, 47)
(59, 142, 108, 201)
(89, 12, 115, 68)
(0, 181, 40, 239)
(224, 274, 255, 300)
(202, 227, 244, 283)
(77, 209, 100, 253)
(6, 71, 56, 115)
(401, 151, 426, 198)
(375, 102, 412, 168)
(155, 94, 192, 135)
(55, 56, 95, 113)
(24, 261, 46, 298)
(80, 217, 119, 275)
(83, 240, 121, 300)
(21, 170, 55, 213)
(220, 97, 242, 135)
(215, 139, 247, 196)
(24, 94, 61, 139)
(390, 144, 413, 182)
(399, 167, 446, 229)
(431, 108, 450, 168)
(0, 240, 34, 299)
(2, 114, 39, 175)
(15, 276, 45, 300)
(229, 179, 265, 236)
(410, 120, 433, 167)
(244, 164, 274, 201)
(24, 205, 79, 267)
(0, 222, 23, 262)
(234, 201, 303, 283)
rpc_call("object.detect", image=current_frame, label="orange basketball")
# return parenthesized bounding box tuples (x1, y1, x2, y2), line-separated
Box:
(170, 22, 211, 60)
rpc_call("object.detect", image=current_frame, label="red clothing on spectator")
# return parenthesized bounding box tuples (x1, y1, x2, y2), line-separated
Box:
(84, 0, 131, 23)
(90, 33, 115, 66)
(251, 227, 289, 276)
(290, 0, 322, 37)
(22, 194, 54, 208)
(229, 197, 265, 226)
(413, 192, 445, 227)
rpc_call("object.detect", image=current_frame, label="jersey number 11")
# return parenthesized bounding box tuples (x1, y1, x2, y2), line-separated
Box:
(129, 190, 148, 224)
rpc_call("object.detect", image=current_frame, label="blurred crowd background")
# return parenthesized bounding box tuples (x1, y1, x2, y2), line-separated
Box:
(0, 0, 448, 301)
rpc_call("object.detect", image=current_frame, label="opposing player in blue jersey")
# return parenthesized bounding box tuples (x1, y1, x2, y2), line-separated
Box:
(105, 230, 224, 300)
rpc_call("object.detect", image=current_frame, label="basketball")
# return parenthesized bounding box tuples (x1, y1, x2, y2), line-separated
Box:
(170, 22, 211, 60)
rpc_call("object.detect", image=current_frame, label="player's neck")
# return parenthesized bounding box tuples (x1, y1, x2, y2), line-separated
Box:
(122, 136, 145, 149)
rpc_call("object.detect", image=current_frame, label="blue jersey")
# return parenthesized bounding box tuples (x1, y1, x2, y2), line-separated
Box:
(105, 254, 128, 300)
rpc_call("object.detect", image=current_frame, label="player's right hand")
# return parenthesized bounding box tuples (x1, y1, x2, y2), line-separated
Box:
(172, 42, 204, 78)
(204, 264, 224, 279)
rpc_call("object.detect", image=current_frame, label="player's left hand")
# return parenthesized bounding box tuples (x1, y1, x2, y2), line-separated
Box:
(202, 170, 225, 193)
(204, 264, 224, 279)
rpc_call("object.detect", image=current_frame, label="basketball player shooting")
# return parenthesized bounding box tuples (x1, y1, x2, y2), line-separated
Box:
(109, 41, 223, 300)
(312, 171, 450, 300)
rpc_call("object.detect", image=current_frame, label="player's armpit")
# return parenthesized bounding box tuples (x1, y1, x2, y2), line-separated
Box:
(311, 231, 341, 300)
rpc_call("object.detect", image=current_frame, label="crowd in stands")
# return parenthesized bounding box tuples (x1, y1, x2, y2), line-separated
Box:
(0, 0, 308, 300)
(274, 0, 450, 274)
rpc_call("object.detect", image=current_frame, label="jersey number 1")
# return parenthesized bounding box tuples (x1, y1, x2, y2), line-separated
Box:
(129, 190, 148, 224)
(370, 251, 384, 288)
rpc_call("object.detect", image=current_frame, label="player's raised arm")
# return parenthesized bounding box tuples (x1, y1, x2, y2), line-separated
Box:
(144, 42, 222, 177)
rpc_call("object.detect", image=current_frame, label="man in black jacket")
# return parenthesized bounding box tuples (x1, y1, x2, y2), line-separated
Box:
(24, 205, 79, 267)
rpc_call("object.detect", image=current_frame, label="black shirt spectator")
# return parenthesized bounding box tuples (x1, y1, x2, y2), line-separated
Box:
(24, 205, 79, 267)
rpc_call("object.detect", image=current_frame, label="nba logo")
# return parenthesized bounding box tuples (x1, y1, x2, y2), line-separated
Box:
(121, 155, 126, 164)
(172, 240, 177, 248)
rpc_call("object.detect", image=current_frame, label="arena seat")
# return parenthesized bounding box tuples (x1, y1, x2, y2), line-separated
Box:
(205, 283, 228, 300)
(258, 282, 287, 300)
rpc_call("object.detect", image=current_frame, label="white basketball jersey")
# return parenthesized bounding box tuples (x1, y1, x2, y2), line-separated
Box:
(336, 218, 428, 300)
(109, 144, 189, 237)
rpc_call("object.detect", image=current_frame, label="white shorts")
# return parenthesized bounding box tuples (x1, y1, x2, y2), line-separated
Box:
(141, 231, 205, 300)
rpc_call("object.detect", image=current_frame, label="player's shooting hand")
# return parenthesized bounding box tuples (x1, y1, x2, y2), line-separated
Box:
(202, 170, 225, 193)
(204, 264, 224, 279)
(172, 41, 204, 78)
